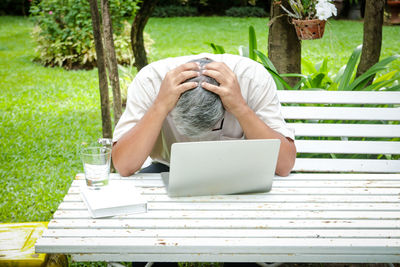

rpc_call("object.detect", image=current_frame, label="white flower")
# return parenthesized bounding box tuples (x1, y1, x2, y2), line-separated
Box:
(315, 0, 337, 20)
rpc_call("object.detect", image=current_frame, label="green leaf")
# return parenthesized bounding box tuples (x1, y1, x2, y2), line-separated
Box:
(206, 42, 217, 54)
(293, 77, 307, 90)
(349, 55, 400, 90)
(333, 65, 346, 84)
(320, 57, 328, 73)
(255, 50, 292, 90)
(302, 58, 317, 74)
(373, 70, 397, 84)
(310, 73, 326, 88)
(384, 84, 400, 91)
(281, 73, 307, 78)
(338, 44, 362, 91)
(248, 26, 257, 61)
(266, 67, 295, 90)
(352, 78, 371, 91)
(215, 44, 226, 54)
(281, 1, 302, 18)
(363, 79, 398, 91)
(255, 49, 277, 72)
(207, 42, 226, 54)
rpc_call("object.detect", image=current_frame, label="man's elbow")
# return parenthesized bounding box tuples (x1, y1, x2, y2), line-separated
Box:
(115, 165, 135, 177)
(275, 164, 294, 177)
(276, 140, 296, 177)
(113, 161, 140, 177)
(112, 149, 140, 177)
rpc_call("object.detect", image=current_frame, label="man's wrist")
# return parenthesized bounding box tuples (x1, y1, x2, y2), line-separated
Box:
(231, 103, 252, 121)
(152, 99, 170, 118)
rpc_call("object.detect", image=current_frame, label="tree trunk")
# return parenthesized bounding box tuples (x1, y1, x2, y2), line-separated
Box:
(268, 0, 301, 87)
(131, 0, 158, 71)
(88, 0, 112, 138)
(101, 0, 122, 126)
(356, 0, 385, 81)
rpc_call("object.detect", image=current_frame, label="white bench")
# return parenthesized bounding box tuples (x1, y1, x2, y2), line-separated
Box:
(279, 90, 400, 173)
(35, 90, 400, 264)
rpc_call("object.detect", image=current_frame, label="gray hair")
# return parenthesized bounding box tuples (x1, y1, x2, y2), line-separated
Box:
(171, 58, 225, 137)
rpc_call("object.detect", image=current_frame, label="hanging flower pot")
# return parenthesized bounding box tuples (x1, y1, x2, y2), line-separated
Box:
(292, 19, 326, 40)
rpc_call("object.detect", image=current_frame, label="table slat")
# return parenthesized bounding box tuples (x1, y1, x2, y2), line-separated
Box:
(42, 228, 400, 238)
(52, 209, 400, 220)
(46, 219, 400, 229)
(35, 237, 400, 254)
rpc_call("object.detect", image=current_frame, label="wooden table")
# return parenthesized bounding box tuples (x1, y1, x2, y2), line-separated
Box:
(35, 172, 400, 263)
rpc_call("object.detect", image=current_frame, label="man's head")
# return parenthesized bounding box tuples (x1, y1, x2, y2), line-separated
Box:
(171, 58, 224, 137)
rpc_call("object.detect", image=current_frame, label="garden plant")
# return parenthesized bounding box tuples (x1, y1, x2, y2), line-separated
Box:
(29, 0, 140, 69)
(209, 25, 400, 91)
(1, 12, 400, 267)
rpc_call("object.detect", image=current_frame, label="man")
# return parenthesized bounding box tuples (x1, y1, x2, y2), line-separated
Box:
(112, 53, 296, 177)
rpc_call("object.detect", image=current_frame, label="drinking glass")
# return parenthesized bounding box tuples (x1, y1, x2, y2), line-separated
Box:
(81, 146, 112, 189)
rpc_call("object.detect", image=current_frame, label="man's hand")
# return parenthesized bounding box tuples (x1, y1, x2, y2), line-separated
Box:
(201, 62, 248, 117)
(202, 61, 296, 176)
(154, 62, 200, 115)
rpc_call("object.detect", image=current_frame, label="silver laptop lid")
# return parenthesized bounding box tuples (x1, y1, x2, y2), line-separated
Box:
(167, 139, 280, 197)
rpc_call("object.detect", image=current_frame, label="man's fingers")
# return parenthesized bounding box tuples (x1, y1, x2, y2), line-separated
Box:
(174, 62, 199, 74)
(204, 61, 231, 75)
(202, 69, 224, 84)
(201, 82, 222, 95)
(176, 70, 199, 84)
(177, 81, 198, 94)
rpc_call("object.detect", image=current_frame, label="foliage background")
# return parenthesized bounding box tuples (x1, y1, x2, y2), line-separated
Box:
(1, 15, 400, 224)
(29, 0, 139, 69)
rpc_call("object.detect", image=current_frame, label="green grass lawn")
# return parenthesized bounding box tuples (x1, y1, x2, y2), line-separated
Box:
(0, 16, 101, 222)
(1, 15, 399, 224)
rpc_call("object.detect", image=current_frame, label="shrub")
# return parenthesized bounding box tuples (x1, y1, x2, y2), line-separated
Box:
(151, 5, 199, 17)
(30, 0, 140, 69)
(209, 26, 400, 92)
(225, 6, 267, 17)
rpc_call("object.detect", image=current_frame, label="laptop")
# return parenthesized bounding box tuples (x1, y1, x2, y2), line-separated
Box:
(161, 139, 281, 197)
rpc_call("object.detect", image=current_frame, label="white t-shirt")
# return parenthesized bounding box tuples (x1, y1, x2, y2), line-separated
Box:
(113, 53, 295, 165)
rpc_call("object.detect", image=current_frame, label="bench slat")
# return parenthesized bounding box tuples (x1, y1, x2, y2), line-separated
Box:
(295, 140, 400, 154)
(282, 106, 400, 121)
(294, 158, 400, 173)
(289, 123, 400, 137)
(277, 90, 400, 104)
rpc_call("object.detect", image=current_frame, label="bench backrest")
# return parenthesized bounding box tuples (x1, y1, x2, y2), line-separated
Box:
(277, 90, 400, 173)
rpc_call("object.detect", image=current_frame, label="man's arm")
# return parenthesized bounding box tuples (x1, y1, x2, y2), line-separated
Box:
(201, 62, 296, 177)
(230, 105, 296, 177)
(112, 62, 199, 176)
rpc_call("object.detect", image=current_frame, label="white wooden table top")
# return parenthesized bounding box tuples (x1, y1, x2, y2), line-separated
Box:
(35, 173, 400, 263)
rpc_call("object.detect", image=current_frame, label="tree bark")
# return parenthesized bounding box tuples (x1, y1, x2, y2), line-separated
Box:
(356, 0, 385, 81)
(131, 0, 158, 71)
(88, 0, 112, 138)
(268, 0, 301, 87)
(101, 0, 122, 126)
